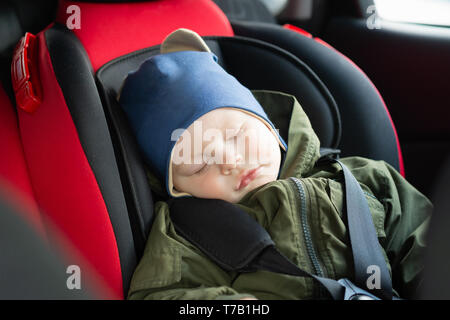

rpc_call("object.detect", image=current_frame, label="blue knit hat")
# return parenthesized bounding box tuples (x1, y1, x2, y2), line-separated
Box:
(119, 29, 287, 197)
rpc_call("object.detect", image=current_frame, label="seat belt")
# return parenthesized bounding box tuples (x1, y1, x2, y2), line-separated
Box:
(168, 152, 393, 300)
(318, 149, 392, 299)
(336, 159, 392, 299)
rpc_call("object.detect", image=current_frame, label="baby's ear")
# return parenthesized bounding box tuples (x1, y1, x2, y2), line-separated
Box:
(161, 28, 212, 54)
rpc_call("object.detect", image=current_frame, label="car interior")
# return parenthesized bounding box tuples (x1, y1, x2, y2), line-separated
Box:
(0, 0, 448, 299)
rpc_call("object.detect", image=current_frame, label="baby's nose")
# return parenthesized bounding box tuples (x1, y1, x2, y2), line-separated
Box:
(220, 153, 243, 175)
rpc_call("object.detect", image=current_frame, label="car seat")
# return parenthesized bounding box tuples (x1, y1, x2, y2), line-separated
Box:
(8, 0, 404, 299)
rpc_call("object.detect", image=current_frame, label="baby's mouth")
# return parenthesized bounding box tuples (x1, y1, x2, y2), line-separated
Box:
(236, 166, 262, 191)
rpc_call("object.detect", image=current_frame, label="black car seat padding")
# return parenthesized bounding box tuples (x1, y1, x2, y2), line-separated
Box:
(231, 20, 403, 174)
(212, 0, 277, 24)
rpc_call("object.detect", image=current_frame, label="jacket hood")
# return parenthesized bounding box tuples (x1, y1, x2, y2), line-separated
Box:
(252, 90, 321, 179)
(146, 90, 321, 199)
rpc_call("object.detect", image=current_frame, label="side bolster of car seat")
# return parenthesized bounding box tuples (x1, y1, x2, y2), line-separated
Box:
(0, 185, 91, 299)
(55, 0, 234, 72)
(13, 25, 138, 298)
(0, 180, 120, 299)
(0, 84, 44, 236)
(231, 21, 405, 176)
(14, 0, 235, 298)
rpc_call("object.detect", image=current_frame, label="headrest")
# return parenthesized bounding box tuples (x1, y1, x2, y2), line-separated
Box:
(70, 0, 152, 2)
(97, 36, 341, 150)
(55, 0, 234, 72)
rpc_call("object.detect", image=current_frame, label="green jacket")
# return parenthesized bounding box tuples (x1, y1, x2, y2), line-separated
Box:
(128, 90, 432, 300)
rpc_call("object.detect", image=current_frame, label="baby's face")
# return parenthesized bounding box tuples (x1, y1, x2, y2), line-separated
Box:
(171, 108, 281, 203)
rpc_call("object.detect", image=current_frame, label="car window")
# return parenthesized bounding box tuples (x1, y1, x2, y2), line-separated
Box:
(374, 0, 450, 27)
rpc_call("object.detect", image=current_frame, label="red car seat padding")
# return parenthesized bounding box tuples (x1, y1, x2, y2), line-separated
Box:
(16, 30, 124, 298)
(55, 0, 234, 72)
(0, 85, 44, 235)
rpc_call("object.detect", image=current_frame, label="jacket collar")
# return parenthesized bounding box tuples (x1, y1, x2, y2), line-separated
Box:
(252, 90, 321, 179)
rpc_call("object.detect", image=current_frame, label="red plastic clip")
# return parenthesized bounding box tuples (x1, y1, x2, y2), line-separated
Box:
(11, 32, 42, 113)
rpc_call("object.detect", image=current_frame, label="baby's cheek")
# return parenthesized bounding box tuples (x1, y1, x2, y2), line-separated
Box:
(196, 175, 243, 202)
(258, 146, 272, 166)
(258, 137, 278, 165)
(195, 175, 228, 198)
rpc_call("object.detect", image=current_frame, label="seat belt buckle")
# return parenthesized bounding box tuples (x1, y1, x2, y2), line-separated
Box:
(11, 32, 42, 113)
(338, 278, 381, 300)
